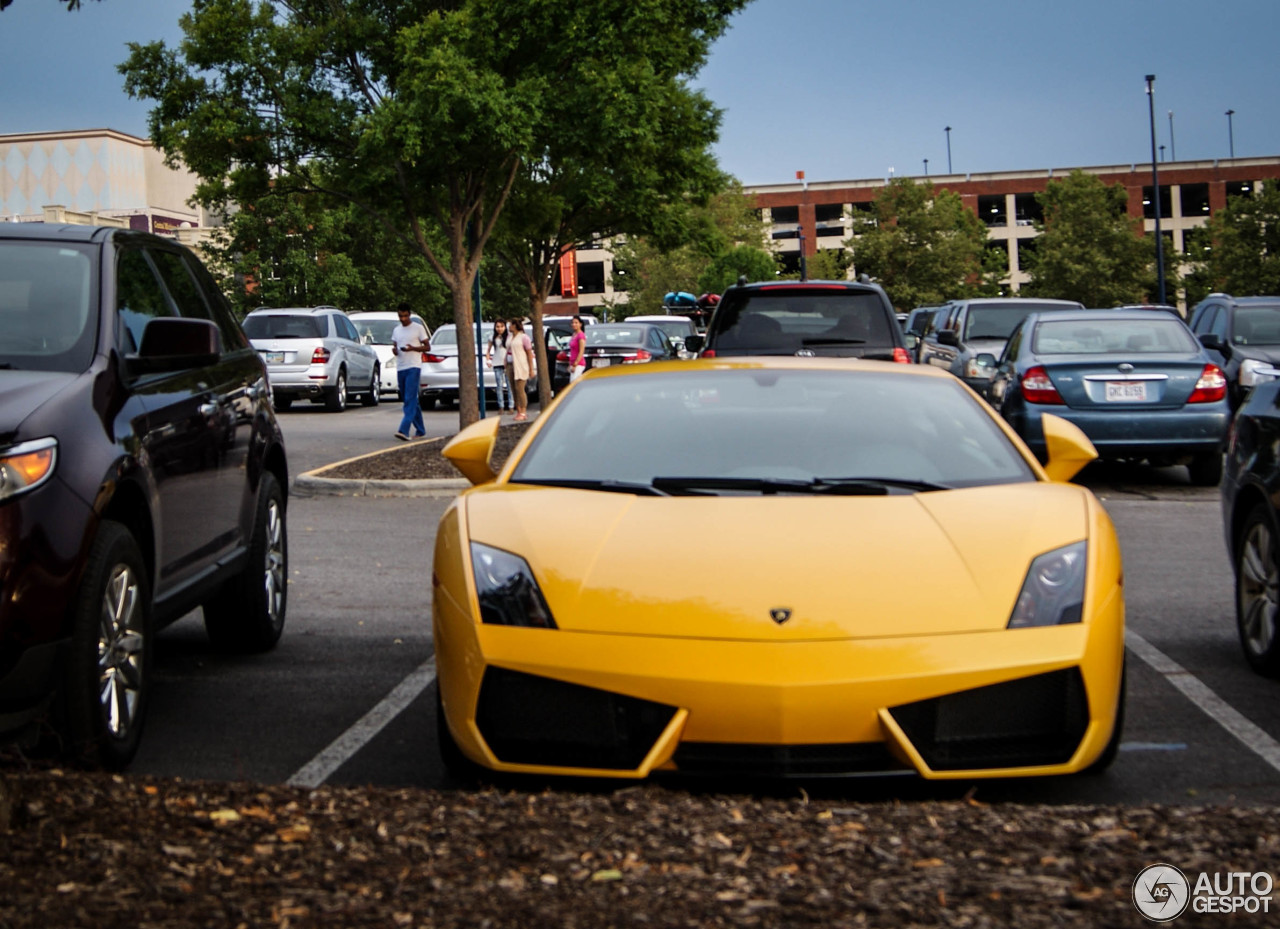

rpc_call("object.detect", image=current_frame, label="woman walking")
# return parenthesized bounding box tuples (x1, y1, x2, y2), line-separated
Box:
(507, 318, 536, 421)
(485, 319, 513, 411)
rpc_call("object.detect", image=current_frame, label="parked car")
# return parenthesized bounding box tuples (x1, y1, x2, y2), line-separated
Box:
(903, 304, 950, 363)
(987, 309, 1229, 485)
(625, 314, 699, 358)
(243, 305, 380, 412)
(348, 310, 431, 398)
(1222, 379, 1280, 676)
(919, 297, 1085, 397)
(581, 322, 679, 372)
(684, 279, 911, 363)
(0, 223, 289, 768)
(1188, 293, 1280, 409)
(422, 323, 495, 409)
(433, 357, 1124, 781)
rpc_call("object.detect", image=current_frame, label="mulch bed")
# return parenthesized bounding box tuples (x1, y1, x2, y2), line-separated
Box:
(318, 423, 531, 482)
(2, 768, 1275, 927)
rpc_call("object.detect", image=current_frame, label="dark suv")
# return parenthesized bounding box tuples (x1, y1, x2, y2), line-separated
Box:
(0, 224, 289, 768)
(685, 279, 911, 363)
(1188, 294, 1280, 408)
(919, 297, 1084, 397)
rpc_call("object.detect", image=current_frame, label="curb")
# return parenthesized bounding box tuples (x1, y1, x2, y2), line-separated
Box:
(293, 440, 470, 498)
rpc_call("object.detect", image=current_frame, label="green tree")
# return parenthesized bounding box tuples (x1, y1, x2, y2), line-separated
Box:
(1022, 170, 1150, 306)
(120, 0, 746, 427)
(1195, 184, 1280, 295)
(612, 182, 772, 313)
(849, 177, 992, 311)
(777, 246, 850, 282)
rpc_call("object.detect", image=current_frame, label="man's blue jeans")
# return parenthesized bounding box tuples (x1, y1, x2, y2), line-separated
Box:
(397, 366, 425, 436)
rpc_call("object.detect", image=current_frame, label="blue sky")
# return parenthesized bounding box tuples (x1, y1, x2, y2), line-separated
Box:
(2, 0, 1278, 186)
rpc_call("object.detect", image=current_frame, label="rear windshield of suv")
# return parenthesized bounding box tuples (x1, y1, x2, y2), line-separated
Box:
(243, 314, 325, 339)
(712, 290, 893, 352)
(964, 303, 1078, 341)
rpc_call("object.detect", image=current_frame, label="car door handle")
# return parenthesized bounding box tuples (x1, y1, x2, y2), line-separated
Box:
(199, 402, 219, 418)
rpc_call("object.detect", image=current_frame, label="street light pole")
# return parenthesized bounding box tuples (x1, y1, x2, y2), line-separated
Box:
(923, 158, 929, 176)
(1167, 110, 1175, 161)
(1159, 144, 1166, 162)
(944, 126, 952, 174)
(1226, 109, 1236, 158)
(1146, 75, 1166, 306)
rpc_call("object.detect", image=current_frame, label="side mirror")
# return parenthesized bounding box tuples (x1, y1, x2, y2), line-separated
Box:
(974, 352, 997, 368)
(904, 333, 919, 351)
(128, 318, 221, 375)
(1039, 413, 1097, 483)
(937, 329, 960, 347)
(684, 334, 705, 354)
(442, 416, 502, 485)
(1199, 333, 1229, 356)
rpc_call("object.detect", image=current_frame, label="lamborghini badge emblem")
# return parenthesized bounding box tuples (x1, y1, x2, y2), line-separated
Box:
(770, 608, 792, 625)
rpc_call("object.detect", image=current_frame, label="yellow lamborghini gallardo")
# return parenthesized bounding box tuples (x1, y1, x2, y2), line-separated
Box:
(432, 358, 1124, 781)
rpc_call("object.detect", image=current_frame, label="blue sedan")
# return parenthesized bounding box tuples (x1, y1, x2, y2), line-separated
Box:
(987, 310, 1230, 485)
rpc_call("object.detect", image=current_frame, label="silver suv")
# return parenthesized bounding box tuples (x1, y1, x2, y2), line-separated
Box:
(243, 306, 380, 412)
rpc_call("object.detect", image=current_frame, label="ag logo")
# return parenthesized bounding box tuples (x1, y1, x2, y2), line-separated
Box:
(1133, 863, 1190, 921)
(769, 608, 792, 625)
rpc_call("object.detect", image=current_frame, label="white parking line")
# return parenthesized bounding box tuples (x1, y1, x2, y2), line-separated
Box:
(1126, 630, 1280, 775)
(286, 657, 437, 789)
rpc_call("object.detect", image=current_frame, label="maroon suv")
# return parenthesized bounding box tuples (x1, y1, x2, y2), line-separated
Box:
(0, 224, 289, 768)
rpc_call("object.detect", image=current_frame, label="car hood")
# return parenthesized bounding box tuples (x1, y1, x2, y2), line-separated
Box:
(0, 369, 80, 439)
(960, 337, 1008, 354)
(462, 482, 1090, 641)
(1233, 345, 1280, 366)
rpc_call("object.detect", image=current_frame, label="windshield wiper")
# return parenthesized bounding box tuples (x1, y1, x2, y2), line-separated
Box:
(514, 478, 669, 496)
(801, 336, 867, 345)
(651, 476, 951, 496)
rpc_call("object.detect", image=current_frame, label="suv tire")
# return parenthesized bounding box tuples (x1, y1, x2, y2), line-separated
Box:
(203, 473, 288, 653)
(362, 366, 381, 407)
(58, 520, 152, 770)
(325, 369, 347, 412)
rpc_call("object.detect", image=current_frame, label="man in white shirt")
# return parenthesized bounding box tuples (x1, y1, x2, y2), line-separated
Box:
(392, 304, 431, 440)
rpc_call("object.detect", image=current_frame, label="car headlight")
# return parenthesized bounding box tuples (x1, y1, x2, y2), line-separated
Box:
(1238, 358, 1280, 388)
(0, 438, 57, 503)
(470, 542, 557, 628)
(1007, 541, 1086, 629)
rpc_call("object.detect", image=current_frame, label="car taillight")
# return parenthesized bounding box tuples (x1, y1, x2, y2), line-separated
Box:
(556, 351, 569, 363)
(622, 349, 652, 364)
(1020, 365, 1063, 405)
(423, 353, 446, 363)
(701, 349, 716, 358)
(311, 347, 331, 364)
(892, 347, 911, 364)
(1188, 363, 1227, 403)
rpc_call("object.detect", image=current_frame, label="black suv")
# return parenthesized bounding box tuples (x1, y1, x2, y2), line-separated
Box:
(1188, 294, 1280, 408)
(685, 279, 910, 363)
(0, 224, 289, 768)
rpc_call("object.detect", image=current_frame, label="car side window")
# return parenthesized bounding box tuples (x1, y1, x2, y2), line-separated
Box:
(1192, 305, 1217, 334)
(337, 315, 360, 343)
(1002, 321, 1024, 363)
(147, 248, 230, 354)
(115, 248, 176, 353)
(181, 249, 249, 351)
(1209, 306, 1229, 341)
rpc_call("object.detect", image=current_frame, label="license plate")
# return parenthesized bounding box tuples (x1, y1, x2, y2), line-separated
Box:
(1105, 381, 1147, 402)
(265, 351, 284, 364)
(593, 357, 613, 368)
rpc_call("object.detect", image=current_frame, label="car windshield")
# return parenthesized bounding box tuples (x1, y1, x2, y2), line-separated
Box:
(432, 325, 494, 352)
(644, 320, 694, 339)
(353, 319, 400, 344)
(964, 303, 1076, 341)
(511, 368, 1036, 492)
(0, 241, 97, 373)
(1033, 318, 1200, 354)
(713, 291, 892, 350)
(1232, 305, 1280, 346)
(243, 314, 325, 339)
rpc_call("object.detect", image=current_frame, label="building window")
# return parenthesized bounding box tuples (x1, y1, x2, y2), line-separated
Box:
(1180, 183, 1210, 216)
(984, 239, 1010, 276)
(770, 205, 799, 224)
(771, 227, 801, 240)
(814, 203, 844, 223)
(1015, 237, 1038, 273)
(1014, 193, 1043, 226)
(978, 194, 1007, 227)
(1142, 186, 1173, 219)
(1183, 225, 1213, 260)
(777, 252, 802, 277)
(577, 260, 605, 294)
(1226, 181, 1255, 201)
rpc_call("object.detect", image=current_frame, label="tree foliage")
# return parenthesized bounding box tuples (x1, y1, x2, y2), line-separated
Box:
(849, 178, 993, 311)
(120, 0, 745, 427)
(1193, 184, 1280, 296)
(1021, 170, 1151, 306)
